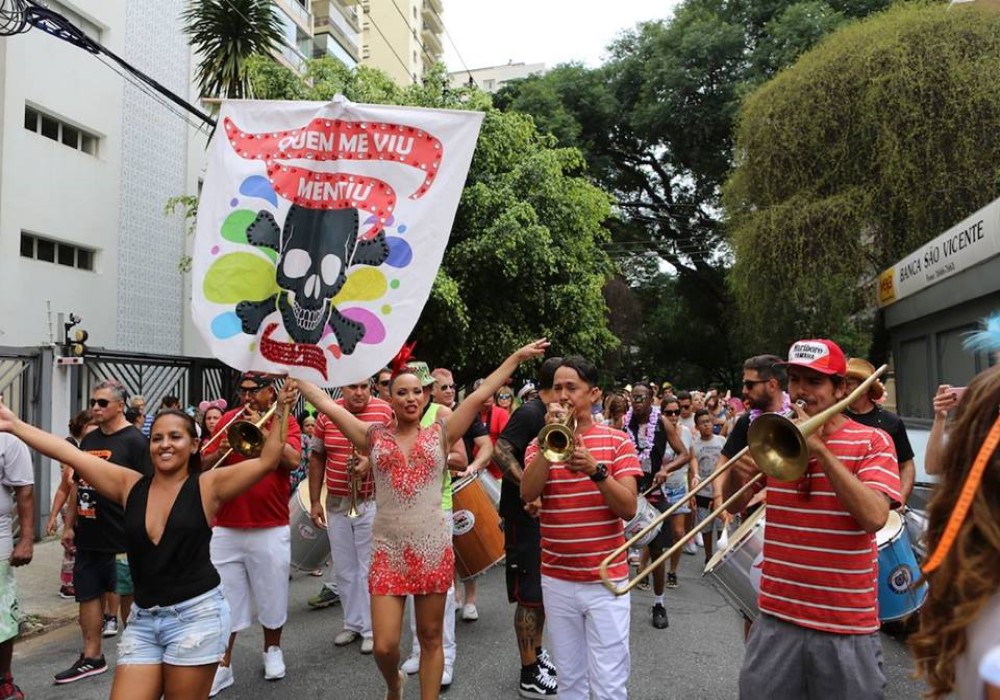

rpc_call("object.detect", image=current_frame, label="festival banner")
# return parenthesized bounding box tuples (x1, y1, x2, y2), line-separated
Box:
(191, 96, 483, 385)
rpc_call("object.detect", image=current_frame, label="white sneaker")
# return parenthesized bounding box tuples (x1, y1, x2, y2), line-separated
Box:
(360, 637, 374, 654)
(401, 652, 421, 675)
(263, 646, 285, 680)
(441, 664, 454, 687)
(684, 540, 698, 555)
(334, 629, 359, 646)
(209, 665, 234, 697)
(462, 603, 479, 621)
(695, 531, 705, 547)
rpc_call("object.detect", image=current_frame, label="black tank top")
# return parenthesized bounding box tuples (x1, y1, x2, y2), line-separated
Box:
(124, 473, 220, 608)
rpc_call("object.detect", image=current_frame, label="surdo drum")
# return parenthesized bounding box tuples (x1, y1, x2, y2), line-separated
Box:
(703, 507, 766, 621)
(452, 474, 505, 580)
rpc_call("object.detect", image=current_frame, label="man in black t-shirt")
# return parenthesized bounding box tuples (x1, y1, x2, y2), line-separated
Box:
(492, 357, 562, 699)
(56, 380, 150, 685)
(845, 358, 915, 505)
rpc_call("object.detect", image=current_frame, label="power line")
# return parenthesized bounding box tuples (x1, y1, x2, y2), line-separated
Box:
(439, 9, 474, 85)
(385, 0, 437, 71)
(362, 3, 414, 81)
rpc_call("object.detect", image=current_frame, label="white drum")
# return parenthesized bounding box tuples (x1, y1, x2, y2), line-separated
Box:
(479, 470, 501, 509)
(289, 479, 330, 572)
(704, 507, 766, 621)
(623, 496, 662, 548)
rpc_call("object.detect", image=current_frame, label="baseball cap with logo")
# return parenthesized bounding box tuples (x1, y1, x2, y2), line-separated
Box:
(778, 339, 847, 377)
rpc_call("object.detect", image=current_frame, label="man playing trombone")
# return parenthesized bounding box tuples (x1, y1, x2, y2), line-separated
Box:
(722, 339, 901, 700)
(521, 356, 642, 700)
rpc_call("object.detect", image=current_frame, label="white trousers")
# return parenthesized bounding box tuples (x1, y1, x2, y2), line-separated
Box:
(541, 574, 631, 700)
(407, 585, 457, 666)
(211, 525, 290, 632)
(326, 498, 375, 638)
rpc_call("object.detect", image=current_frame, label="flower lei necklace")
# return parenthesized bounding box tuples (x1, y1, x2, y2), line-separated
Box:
(625, 406, 660, 457)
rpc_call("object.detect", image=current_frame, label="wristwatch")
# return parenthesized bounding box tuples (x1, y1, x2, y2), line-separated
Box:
(589, 463, 609, 483)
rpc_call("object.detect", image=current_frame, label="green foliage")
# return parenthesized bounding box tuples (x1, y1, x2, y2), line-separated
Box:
(237, 58, 618, 376)
(726, 2, 1000, 352)
(182, 0, 286, 100)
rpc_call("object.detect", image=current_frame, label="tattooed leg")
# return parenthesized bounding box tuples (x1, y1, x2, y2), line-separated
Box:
(514, 604, 545, 666)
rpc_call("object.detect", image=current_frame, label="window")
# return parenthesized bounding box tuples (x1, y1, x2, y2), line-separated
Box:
(19, 232, 95, 271)
(484, 79, 495, 90)
(41, 0, 102, 42)
(24, 105, 99, 156)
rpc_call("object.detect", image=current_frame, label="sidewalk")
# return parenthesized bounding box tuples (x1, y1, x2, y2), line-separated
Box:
(16, 537, 78, 639)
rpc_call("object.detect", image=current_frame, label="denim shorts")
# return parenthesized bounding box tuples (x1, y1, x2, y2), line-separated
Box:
(664, 485, 691, 515)
(118, 586, 230, 666)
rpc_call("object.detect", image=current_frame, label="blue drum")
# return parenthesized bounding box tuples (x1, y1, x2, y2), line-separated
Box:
(876, 510, 928, 621)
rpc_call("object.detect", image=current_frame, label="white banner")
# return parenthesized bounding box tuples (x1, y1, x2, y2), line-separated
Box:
(876, 196, 1000, 308)
(191, 96, 483, 385)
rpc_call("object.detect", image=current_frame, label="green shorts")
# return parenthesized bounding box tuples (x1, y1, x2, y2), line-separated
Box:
(115, 554, 134, 596)
(0, 562, 21, 643)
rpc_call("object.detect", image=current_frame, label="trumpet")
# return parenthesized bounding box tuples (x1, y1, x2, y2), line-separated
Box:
(210, 403, 279, 469)
(346, 450, 361, 519)
(598, 365, 888, 595)
(538, 409, 577, 462)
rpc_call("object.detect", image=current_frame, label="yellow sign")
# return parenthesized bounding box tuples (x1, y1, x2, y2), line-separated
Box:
(877, 268, 897, 307)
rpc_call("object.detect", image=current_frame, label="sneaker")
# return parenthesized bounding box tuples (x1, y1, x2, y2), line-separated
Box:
(627, 549, 640, 565)
(334, 629, 359, 646)
(461, 603, 479, 621)
(58, 585, 75, 600)
(401, 651, 421, 675)
(360, 637, 374, 654)
(441, 664, 454, 688)
(695, 531, 705, 547)
(537, 648, 557, 677)
(263, 646, 285, 680)
(101, 615, 118, 638)
(684, 540, 698, 555)
(652, 603, 669, 629)
(666, 572, 678, 589)
(53, 654, 107, 684)
(209, 665, 234, 697)
(636, 577, 650, 591)
(307, 586, 340, 609)
(519, 663, 558, 699)
(0, 675, 24, 700)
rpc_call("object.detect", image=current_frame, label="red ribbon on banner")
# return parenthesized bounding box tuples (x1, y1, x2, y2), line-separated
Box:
(224, 116, 444, 197)
(259, 322, 328, 380)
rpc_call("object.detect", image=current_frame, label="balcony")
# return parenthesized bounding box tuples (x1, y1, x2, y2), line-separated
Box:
(422, 4, 442, 34)
(424, 0, 443, 13)
(313, 22, 360, 62)
(422, 27, 443, 59)
(273, 0, 312, 34)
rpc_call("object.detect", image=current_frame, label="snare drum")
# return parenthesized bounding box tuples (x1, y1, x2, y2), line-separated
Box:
(289, 479, 331, 572)
(623, 496, 662, 548)
(876, 510, 928, 621)
(704, 507, 766, 621)
(452, 475, 505, 580)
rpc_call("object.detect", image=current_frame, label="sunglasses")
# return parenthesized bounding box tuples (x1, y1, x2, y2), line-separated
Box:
(678, 404, 692, 410)
(662, 409, 680, 416)
(497, 393, 512, 399)
(743, 379, 768, 389)
(378, 380, 390, 387)
(89, 398, 112, 408)
(437, 384, 456, 391)
(631, 396, 649, 403)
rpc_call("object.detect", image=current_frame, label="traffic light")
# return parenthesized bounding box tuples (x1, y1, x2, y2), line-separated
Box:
(69, 329, 88, 356)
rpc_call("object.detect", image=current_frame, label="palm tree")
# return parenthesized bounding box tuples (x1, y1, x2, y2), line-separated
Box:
(182, 0, 287, 99)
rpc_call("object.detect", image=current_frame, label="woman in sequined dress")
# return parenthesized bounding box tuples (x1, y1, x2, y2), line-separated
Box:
(298, 339, 548, 700)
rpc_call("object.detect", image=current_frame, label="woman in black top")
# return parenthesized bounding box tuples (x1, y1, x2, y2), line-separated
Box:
(0, 383, 296, 699)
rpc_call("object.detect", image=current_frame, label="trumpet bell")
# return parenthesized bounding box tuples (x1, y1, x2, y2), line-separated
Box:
(746, 413, 809, 482)
(226, 421, 265, 458)
(539, 421, 575, 462)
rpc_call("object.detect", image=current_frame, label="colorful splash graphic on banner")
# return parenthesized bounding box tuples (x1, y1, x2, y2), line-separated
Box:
(191, 96, 483, 385)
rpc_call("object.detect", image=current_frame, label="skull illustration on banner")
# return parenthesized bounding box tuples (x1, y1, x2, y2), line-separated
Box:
(191, 96, 483, 385)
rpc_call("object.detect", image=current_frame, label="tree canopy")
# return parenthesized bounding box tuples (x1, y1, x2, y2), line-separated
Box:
(724, 2, 1000, 356)
(240, 58, 618, 378)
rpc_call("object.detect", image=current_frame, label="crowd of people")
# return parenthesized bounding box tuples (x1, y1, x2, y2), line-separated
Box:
(0, 332, 996, 699)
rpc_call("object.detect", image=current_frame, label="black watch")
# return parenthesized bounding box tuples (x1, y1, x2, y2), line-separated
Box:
(589, 463, 609, 483)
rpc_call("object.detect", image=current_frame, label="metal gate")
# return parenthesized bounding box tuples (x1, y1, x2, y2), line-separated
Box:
(0, 346, 46, 539)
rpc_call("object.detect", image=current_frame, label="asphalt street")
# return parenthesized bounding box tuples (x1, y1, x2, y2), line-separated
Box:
(12, 551, 928, 699)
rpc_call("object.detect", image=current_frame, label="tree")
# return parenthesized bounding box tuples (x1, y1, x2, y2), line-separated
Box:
(233, 59, 619, 377)
(724, 2, 1000, 356)
(182, 0, 286, 99)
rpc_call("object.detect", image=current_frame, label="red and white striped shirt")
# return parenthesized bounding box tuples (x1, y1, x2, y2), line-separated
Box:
(314, 398, 393, 498)
(526, 424, 642, 582)
(757, 418, 900, 634)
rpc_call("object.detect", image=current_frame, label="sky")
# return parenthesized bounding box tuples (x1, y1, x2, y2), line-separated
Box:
(441, 0, 681, 74)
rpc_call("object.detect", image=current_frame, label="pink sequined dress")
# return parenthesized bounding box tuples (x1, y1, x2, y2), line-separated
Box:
(367, 421, 454, 596)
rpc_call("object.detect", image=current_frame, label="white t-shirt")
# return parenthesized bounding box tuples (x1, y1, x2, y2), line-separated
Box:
(0, 434, 34, 559)
(692, 433, 726, 497)
(663, 424, 693, 490)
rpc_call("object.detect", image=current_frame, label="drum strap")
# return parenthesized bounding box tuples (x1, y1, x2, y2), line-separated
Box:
(923, 414, 1000, 574)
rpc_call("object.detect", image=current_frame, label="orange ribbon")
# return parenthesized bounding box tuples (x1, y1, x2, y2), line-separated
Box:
(922, 414, 1000, 574)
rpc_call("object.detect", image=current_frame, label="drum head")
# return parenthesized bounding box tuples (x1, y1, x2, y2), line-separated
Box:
(876, 509, 904, 547)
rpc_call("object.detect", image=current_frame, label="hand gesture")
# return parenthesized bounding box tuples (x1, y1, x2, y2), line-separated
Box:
(565, 446, 598, 475)
(544, 403, 568, 426)
(350, 454, 371, 478)
(512, 338, 550, 364)
(653, 468, 669, 486)
(279, 379, 299, 408)
(310, 500, 327, 529)
(932, 384, 961, 418)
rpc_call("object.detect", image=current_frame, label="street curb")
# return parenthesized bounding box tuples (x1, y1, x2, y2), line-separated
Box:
(20, 613, 76, 641)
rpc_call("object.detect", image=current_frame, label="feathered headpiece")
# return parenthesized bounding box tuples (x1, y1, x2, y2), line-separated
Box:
(389, 342, 417, 377)
(963, 311, 1000, 355)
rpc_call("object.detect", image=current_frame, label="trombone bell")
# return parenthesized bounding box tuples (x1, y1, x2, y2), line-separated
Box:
(225, 404, 277, 458)
(746, 413, 809, 482)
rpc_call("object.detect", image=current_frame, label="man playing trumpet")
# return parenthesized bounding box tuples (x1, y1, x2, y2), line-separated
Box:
(307, 379, 393, 653)
(521, 356, 641, 700)
(723, 340, 900, 700)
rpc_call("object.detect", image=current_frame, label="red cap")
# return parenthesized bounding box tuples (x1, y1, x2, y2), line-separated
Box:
(778, 339, 847, 377)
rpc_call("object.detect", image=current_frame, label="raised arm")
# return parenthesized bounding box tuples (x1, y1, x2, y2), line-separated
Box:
(297, 379, 371, 452)
(0, 401, 139, 505)
(205, 381, 299, 509)
(445, 339, 549, 440)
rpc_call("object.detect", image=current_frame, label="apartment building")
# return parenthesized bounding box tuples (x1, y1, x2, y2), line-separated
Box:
(361, 0, 445, 86)
(449, 61, 547, 93)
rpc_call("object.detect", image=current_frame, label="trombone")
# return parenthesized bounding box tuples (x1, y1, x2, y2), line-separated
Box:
(599, 365, 888, 595)
(210, 403, 279, 468)
(200, 404, 249, 452)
